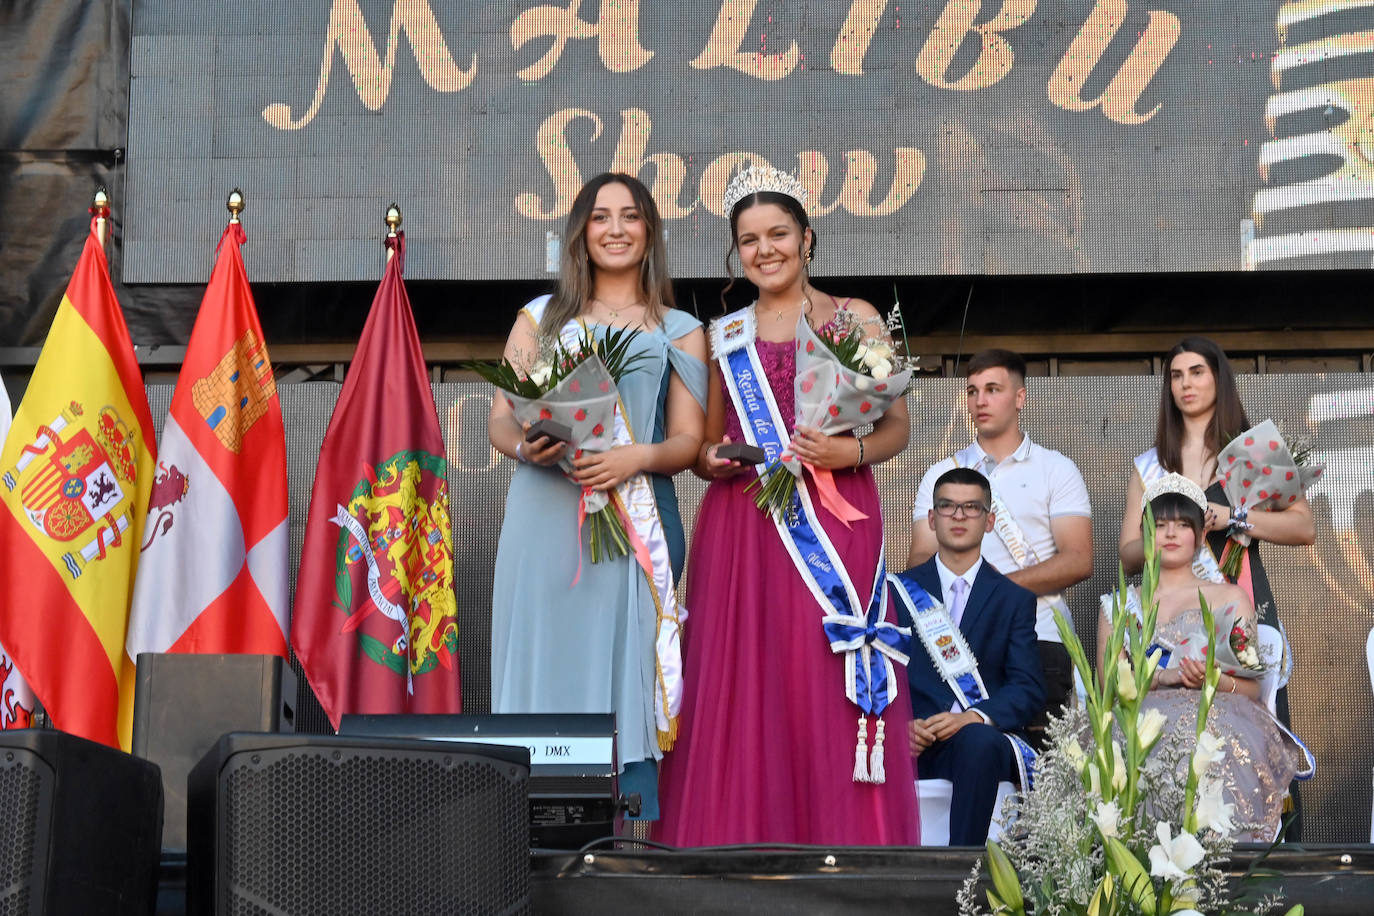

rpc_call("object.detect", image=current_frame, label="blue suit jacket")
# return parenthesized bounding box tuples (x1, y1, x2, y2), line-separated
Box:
(894, 557, 1045, 735)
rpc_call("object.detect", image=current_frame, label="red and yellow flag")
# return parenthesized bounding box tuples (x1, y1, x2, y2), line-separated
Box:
(0, 215, 157, 749)
(292, 233, 460, 729)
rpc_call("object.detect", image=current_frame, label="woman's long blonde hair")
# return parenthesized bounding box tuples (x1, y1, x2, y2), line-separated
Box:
(540, 172, 675, 334)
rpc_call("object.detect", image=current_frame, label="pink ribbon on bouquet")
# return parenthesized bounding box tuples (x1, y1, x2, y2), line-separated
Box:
(572, 487, 653, 586)
(804, 461, 869, 526)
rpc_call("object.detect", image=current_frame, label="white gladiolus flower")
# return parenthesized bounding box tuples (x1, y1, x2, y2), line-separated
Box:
(1116, 657, 1138, 701)
(1148, 822, 1205, 879)
(1147, 647, 1164, 670)
(528, 363, 553, 387)
(1088, 762, 1102, 798)
(1195, 778, 1236, 835)
(1091, 801, 1122, 839)
(1061, 738, 1087, 773)
(1137, 708, 1167, 749)
(1191, 731, 1225, 779)
(1111, 740, 1127, 791)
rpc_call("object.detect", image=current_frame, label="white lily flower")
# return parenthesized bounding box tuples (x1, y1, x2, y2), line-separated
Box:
(1148, 822, 1205, 880)
(528, 363, 553, 387)
(1090, 800, 1122, 839)
(1195, 778, 1236, 835)
(1191, 731, 1225, 779)
(1137, 708, 1167, 749)
(1116, 657, 1137, 701)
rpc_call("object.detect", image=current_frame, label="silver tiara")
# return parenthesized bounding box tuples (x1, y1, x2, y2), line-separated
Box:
(1142, 472, 1208, 511)
(721, 164, 808, 215)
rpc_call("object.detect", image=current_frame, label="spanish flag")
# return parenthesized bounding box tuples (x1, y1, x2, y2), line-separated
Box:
(0, 214, 157, 749)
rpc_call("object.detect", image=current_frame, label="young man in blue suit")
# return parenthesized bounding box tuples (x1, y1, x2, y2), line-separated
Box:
(895, 466, 1045, 846)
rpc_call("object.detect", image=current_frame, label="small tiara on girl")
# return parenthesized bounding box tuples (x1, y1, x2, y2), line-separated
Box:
(721, 164, 808, 215)
(1142, 472, 1208, 511)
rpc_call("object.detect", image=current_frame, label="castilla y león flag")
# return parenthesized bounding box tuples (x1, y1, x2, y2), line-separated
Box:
(0, 216, 157, 749)
(127, 222, 290, 661)
(292, 233, 460, 730)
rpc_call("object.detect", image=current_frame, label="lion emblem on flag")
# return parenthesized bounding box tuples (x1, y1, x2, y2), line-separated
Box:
(329, 449, 457, 690)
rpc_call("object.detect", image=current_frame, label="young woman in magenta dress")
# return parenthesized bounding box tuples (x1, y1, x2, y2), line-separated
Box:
(488, 174, 707, 819)
(655, 169, 919, 845)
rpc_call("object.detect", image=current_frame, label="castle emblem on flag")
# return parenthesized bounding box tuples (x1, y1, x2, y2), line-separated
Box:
(3, 402, 142, 578)
(192, 328, 277, 454)
(330, 450, 457, 692)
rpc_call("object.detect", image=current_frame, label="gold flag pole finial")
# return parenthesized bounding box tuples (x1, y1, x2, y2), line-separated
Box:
(384, 203, 402, 261)
(227, 188, 245, 224)
(93, 187, 111, 246)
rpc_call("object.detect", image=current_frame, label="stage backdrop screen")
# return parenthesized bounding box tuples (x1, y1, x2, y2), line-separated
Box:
(124, 1, 1374, 282)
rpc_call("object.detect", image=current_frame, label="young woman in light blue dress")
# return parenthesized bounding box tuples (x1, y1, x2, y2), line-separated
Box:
(487, 173, 707, 818)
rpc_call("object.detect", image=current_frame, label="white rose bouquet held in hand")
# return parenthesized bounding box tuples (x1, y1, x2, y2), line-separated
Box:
(1161, 602, 1268, 681)
(470, 325, 649, 564)
(747, 306, 916, 524)
(1215, 419, 1323, 579)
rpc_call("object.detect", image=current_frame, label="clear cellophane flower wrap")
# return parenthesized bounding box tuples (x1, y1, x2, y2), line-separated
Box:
(1159, 601, 1268, 680)
(749, 313, 914, 524)
(1215, 419, 1323, 578)
(503, 356, 636, 565)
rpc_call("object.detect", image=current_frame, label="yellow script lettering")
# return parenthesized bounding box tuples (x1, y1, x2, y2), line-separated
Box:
(831, 1, 889, 76)
(916, 0, 1036, 91)
(1047, 1, 1180, 125)
(262, 0, 475, 131)
(692, 0, 800, 81)
(511, 0, 653, 81)
(517, 108, 603, 220)
(608, 109, 694, 218)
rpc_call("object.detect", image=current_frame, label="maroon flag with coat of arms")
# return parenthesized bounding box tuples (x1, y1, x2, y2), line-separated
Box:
(291, 233, 460, 729)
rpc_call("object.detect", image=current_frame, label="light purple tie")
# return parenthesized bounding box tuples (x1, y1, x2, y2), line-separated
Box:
(948, 577, 969, 628)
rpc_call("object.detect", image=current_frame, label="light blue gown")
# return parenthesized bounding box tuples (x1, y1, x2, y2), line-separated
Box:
(490, 303, 707, 819)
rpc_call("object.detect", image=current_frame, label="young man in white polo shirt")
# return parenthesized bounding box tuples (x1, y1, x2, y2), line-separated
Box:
(909, 349, 1092, 750)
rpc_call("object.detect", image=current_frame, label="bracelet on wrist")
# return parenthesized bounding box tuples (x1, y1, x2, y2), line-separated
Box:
(515, 440, 529, 464)
(854, 436, 865, 469)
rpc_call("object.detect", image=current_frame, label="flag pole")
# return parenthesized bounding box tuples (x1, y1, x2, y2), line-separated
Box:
(385, 203, 402, 262)
(227, 188, 245, 225)
(93, 187, 111, 247)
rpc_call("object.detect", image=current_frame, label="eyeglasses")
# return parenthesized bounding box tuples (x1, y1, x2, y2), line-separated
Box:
(933, 499, 990, 518)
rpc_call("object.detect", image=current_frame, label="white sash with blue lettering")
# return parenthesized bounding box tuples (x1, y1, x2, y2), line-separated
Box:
(887, 570, 1037, 791)
(712, 306, 910, 783)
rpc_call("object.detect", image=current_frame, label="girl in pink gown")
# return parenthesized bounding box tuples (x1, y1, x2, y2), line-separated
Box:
(653, 173, 919, 846)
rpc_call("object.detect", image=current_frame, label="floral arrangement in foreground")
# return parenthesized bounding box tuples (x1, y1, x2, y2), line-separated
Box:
(469, 324, 648, 563)
(960, 509, 1302, 916)
(748, 303, 917, 523)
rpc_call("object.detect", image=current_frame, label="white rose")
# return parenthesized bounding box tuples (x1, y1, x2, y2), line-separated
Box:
(852, 373, 871, 391)
(870, 359, 892, 380)
(528, 363, 553, 387)
(866, 340, 893, 360)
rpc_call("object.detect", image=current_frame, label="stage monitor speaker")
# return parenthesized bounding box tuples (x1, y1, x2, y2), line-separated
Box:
(132, 652, 295, 852)
(187, 733, 531, 916)
(0, 729, 163, 915)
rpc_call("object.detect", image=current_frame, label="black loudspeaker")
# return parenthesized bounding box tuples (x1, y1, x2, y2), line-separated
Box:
(187, 733, 531, 916)
(0, 729, 163, 915)
(132, 653, 295, 851)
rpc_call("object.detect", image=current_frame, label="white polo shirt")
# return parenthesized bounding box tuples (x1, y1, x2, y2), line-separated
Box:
(914, 434, 1092, 642)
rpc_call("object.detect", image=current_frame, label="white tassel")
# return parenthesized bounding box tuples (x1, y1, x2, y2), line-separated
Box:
(852, 715, 870, 782)
(868, 718, 886, 784)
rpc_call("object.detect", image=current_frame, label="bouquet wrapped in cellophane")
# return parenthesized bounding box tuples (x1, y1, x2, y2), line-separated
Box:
(748, 307, 915, 524)
(1158, 601, 1270, 680)
(470, 326, 648, 564)
(1215, 419, 1323, 578)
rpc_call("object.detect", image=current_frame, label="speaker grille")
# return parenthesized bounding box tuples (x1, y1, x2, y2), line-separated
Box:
(220, 747, 529, 915)
(0, 753, 45, 916)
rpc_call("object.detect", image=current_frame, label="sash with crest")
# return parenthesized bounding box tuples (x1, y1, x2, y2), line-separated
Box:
(712, 305, 910, 783)
(522, 297, 685, 751)
(887, 570, 1037, 792)
(1134, 449, 1228, 583)
(951, 443, 1071, 626)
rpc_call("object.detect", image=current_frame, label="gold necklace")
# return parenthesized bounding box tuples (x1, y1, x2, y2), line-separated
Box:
(763, 296, 809, 321)
(593, 298, 642, 321)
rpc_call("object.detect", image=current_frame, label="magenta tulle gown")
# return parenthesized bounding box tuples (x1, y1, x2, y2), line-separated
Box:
(654, 337, 920, 846)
